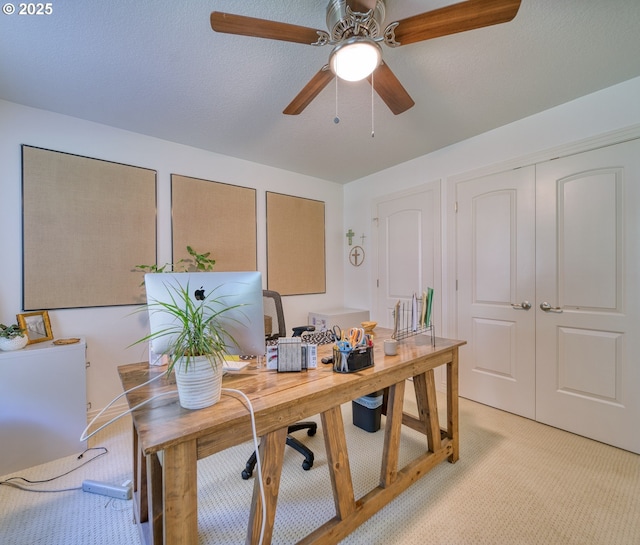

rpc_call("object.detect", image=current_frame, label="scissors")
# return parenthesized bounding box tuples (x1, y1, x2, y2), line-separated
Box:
(332, 326, 365, 346)
(346, 327, 365, 347)
(334, 336, 351, 372)
(334, 327, 365, 352)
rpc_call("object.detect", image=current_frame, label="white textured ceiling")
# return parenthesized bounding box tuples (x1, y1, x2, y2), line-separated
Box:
(1, 0, 640, 183)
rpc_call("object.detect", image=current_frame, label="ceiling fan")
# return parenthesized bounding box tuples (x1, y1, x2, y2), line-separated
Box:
(210, 0, 522, 116)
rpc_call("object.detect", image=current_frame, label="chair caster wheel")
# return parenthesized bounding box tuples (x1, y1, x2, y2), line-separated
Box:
(307, 428, 316, 437)
(302, 460, 313, 471)
(241, 469, 252, 480)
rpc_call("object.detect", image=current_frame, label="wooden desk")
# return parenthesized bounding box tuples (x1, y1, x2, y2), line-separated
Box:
(118, 331, 465, 545)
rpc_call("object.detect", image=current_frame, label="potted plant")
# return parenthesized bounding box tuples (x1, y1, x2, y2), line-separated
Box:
(131, 280, 242, 410)
(0, 323, 28, 351)
(134, 245, 216, 278)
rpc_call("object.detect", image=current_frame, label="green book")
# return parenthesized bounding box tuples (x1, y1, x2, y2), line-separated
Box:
(425, 287, 434, 328)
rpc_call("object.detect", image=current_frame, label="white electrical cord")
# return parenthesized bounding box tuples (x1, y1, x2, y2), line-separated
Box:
(80, 376, 266, 545)
(80, 371, 170, 442)
(222, 388, 266, 545)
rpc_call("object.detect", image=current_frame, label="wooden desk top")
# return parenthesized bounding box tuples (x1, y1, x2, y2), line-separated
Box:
(118, 329, 465, 458)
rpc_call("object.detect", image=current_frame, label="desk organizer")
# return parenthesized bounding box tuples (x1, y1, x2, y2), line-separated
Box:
(333, 345, 374, 373)
(392, 293, 436, 347)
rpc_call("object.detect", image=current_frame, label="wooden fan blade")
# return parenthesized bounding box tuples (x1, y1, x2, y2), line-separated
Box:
(346, 0, 377, 12)
(390, 0, 521, 46)
(367, 61, 415, 115)
(283, 67, 335, 115)
(211, 12, 324, 45)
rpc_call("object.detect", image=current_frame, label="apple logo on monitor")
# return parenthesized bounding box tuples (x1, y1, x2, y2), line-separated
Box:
(194, 287, 205, 301)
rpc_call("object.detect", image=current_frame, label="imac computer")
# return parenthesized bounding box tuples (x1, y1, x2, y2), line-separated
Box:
(144, 271, 265, 357)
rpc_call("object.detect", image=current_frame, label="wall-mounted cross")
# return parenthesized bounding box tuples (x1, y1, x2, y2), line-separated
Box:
(349, 245, 365, 267)
(346, 228, 355, 245)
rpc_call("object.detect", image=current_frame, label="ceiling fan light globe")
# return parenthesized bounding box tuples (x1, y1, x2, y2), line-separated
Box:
(329, 38, 382, 82)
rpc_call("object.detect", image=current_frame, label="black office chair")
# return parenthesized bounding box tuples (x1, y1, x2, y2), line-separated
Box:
(241, 289, 317, 480)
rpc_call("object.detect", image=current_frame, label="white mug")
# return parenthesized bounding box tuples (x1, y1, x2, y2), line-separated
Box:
(383, 339, 398, 356)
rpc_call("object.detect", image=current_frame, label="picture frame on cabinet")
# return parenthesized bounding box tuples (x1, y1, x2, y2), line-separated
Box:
(17, 311, 53, 344)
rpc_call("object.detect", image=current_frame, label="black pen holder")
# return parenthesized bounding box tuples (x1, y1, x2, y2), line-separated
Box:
(333, 345, 374, 373)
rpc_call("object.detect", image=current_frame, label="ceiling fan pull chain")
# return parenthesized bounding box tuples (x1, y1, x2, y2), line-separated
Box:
(334, 74, 340, 124)
(371, 70, 375, 138)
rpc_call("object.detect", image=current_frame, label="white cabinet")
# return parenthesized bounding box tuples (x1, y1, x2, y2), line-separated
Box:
(308, 308, 370, 331)
(0, 339, 87, 476)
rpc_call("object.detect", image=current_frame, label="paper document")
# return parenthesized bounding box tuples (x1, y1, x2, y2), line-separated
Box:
(392, 300, 400, 339)
(411, 293, 418, 331)
(222, 355, 249, 372)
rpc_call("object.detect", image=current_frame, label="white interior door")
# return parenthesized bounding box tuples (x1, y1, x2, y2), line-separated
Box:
(375, 184, 441, 330)
(456, 167, 537, 418)
(535, 139, 640, 453)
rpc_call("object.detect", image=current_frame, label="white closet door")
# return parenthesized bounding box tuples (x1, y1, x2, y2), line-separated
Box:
(375, 183, 441, 331)
(535, 139, 640, 453)
(456, 166, 537, 418)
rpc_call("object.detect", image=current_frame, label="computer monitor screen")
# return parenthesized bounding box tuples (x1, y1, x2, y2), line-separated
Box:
(144, 271, 265, 357)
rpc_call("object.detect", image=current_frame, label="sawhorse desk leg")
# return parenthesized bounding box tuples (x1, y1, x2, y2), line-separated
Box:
(246, 427, 288, 545)
(447, 351, 459, 463)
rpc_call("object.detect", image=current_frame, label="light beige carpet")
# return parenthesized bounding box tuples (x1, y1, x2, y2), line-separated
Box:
(1, 389, 638, 544)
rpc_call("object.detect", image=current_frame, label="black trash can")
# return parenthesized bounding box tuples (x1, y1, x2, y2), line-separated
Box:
(352, 391, 383, 433)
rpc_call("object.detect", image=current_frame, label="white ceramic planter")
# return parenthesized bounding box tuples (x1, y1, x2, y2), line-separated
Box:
(173, 355, 223, 410)
(0, 335, 28, 351)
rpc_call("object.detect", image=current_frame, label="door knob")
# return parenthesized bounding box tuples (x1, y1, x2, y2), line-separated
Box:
(540, 302, 563, 313)
(511, 301, 532, 310)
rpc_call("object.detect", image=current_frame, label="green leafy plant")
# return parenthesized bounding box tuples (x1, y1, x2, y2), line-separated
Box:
(185, 246, 216, 272)
(130, 281, 243, 374)
(0, 323, 26, 339)
(134, 246, 216, 284)
(133, 262, 178, 275)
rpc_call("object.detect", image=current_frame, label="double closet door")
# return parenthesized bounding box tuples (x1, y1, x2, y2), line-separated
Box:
(456, 139, 640, 453)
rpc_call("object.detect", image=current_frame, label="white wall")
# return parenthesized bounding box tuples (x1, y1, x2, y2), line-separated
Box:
(3, 76, 640, 418)
(0, 100, 344, 415)
(343, 76, 640, 333)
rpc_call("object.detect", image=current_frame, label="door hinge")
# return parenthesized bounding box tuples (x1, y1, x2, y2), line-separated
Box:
(456, 279, 458, 291)
(454, 202, 458, 213)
